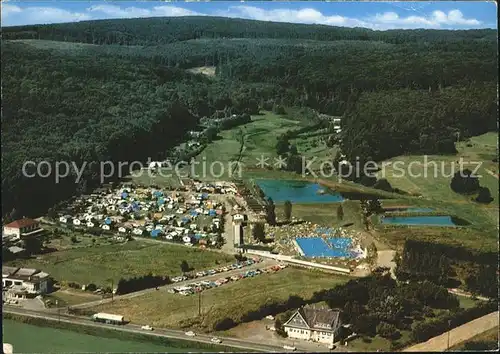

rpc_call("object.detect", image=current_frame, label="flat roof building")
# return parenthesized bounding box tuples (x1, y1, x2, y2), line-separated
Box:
(2, 266, 50, 297)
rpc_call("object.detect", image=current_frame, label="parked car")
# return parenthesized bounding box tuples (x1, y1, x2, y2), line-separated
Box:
(283, 345, 296, 351)
(211, 337, 222, 344)
(141, 325, 153, 331)
(185, 331, 196, 337)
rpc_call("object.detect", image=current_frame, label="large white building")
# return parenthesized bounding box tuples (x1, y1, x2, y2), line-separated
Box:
(3, 218, 43, 240)
(2, 266, 50, 298)
(283, 306, 342, 344)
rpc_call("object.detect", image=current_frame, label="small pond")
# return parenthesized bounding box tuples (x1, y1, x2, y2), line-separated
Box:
(255, 179, 343, 203)
(381, 215, 458, 227)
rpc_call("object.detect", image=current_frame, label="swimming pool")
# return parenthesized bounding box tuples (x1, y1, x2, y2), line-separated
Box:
(255, 179, 343, 203)
(295, 237, 354, 258)
(381, 215, 456, 226)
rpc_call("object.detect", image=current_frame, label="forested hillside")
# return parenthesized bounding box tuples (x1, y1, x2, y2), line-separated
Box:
(3, 16, 496, 44)
(1, 17, 497, 216)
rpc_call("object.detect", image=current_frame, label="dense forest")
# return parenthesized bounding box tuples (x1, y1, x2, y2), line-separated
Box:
(1, 17, 497, 216)
(3, 16, 496, 44)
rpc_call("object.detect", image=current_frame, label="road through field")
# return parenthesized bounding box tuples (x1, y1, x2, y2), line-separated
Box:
(403, 311, 499, 352)
(3, 307, 285, 353)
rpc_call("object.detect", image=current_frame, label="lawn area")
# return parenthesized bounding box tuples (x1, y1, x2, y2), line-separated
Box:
(188, 111, 303, 180)
(289, 130, 338, 171)
(90, 267, 349, 332)
(457, 295, 480, 310)
(5, 240, 233, 286)
(373, 133, 499, 212)
(44, 289, 102, 307)
(2, 319, 209, 353)
(275, 200, 363, 229)
(374, 224, 497, 252)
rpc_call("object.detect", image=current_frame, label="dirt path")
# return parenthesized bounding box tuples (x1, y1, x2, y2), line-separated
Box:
(403, 311, 499, 352)
(376, 250, 397, 279)
(485, 169, 499, 179)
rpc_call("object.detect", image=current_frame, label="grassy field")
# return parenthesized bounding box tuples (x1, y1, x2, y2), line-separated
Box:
(44, 289, 102, 307)
(374, 133, 498, 205)
(456, 295, 480, 310)
(289, 130, 338, 170)
(369, 133, 499, 252)
(189, 111, 303, 180)
(2, 319, 211, 353)
(275, 200, 363, 229)
(5, 240, 233, 286)
(90, 267, 349, 332)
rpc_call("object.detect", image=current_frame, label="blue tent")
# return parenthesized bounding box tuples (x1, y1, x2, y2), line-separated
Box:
(151, 229, 161, 238)
(153, 191, 163, 198)
(104, 217, 112, 225)
(208, 209, 216, 216)
(158, 198, 165, 206)
(202, 193, 209, 200)
(182, 217, 190, 223)
(190, 210, 199, 217)
(194, 234, 202, 240)
(121, 192, 128, 199)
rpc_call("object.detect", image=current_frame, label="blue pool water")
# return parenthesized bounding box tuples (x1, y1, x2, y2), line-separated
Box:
(295, 237, 354, 258)
(381, 215, 456, 226)
(255, 179, 344, 203)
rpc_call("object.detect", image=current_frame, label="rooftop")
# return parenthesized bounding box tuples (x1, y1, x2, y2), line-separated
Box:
(2, 267, 49, 281)
(4, 218, 39, 229)
(299, 306, 341, 330)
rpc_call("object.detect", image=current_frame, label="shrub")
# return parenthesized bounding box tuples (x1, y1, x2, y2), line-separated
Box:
(377, 322, 399, 339)
(475, 187, 493, 203)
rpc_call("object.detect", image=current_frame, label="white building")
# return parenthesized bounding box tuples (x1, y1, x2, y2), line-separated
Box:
(283, 306, 342, 345)
(59, 216, 71, 223)
(2, 266, 50, 298)
(233, 214, 245, 222)
(234, 222, 243, 246)
(3, 219, 44, 240)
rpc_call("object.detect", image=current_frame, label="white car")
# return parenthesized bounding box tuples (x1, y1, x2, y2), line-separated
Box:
(141, 325, 153, 331)
(211, 337, 222, 344)
(283, 345, 296, 351)
(185, 331, 196, 337)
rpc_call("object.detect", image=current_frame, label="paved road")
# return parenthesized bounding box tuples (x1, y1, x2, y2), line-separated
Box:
(68, 258, 278, 310)
(3, 307, 287, 353)
(404, 311, 499, 352)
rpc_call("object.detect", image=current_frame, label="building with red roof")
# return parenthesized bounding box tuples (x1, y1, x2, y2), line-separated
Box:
(3, 218, 43, 240)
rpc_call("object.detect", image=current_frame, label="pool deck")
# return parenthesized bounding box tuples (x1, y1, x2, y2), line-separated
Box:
(292, 239, 305, 256)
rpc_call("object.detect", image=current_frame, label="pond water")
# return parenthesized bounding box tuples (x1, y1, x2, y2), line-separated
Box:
(255, 179, 344, 203)
(381, 215, 457, 226)
(295, 237, 355, 258)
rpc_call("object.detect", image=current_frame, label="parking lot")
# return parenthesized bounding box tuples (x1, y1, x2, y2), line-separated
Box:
(170, 258, 287, 296)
